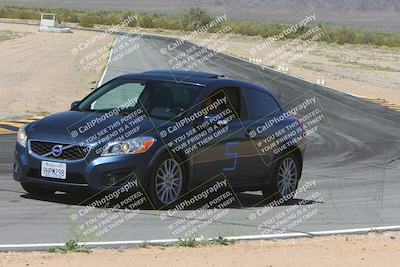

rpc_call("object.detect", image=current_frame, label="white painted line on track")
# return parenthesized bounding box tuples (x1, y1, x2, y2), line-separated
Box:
(347, 93, 368, 98)
(224, 225, 400, 241)
(97, 36, 117, 87)
(1, 225, 400, 250)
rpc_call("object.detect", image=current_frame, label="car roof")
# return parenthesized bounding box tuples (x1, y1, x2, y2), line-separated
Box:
(117, 70, 275, 96)
(117, 70, 227, 86)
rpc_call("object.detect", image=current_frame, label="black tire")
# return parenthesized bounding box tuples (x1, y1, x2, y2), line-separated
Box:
(147, 153, 187, 210)
(262, 153, 301, 202)
(21, 183, 55, 197)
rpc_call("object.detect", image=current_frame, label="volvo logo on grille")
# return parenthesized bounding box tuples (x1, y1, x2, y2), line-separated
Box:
(51, 145, 63, 157)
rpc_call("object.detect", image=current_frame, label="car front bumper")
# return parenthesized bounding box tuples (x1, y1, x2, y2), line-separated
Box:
(13, 142, 154, 194)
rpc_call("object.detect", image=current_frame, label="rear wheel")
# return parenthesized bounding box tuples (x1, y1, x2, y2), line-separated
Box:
(262, 153, 301, 202)
(21, 183, 55, 197)
(148, 154, 186, 209)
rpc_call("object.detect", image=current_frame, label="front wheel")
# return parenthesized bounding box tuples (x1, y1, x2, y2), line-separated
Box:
(148, 154, 186, 209)
(262, 154, 301, 202)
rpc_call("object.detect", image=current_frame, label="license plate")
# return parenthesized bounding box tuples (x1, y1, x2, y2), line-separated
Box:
(41, 161, 66, 179)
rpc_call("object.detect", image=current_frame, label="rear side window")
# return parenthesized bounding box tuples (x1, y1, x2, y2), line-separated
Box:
(244, 89, 282, 119)
(201, 87, 244, 119)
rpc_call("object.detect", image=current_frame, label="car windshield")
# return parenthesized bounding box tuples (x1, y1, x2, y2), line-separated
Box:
(78, 80, 203, 120)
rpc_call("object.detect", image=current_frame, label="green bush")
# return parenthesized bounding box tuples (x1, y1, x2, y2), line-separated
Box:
(180, 7, 212, 31)
(0, 5, 399, 47)
(138, 14, 154, 28)
(79, 14, 95, 28)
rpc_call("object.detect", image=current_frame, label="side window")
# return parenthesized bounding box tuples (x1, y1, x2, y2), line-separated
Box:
(201, 87, 244, 119)
(138, 82, 200, 119)
(244, 89, 282, 119)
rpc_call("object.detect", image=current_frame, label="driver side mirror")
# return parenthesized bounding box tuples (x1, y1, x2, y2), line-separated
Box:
(70, 101, 80, 110)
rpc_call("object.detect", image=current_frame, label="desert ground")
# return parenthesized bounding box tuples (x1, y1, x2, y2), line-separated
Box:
(1, 231, 399, 267)
(0, 22, 113, 119)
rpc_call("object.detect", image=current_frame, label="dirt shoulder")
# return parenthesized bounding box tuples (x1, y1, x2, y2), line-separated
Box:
(1, 232, 399, 267)
(0, 22, 113, 120)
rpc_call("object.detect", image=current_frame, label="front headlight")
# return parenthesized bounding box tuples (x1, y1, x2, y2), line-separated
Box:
(17, 125, 27, 148)
(101, 136, 155, 156)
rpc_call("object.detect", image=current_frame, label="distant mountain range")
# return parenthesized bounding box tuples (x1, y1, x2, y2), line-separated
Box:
(1, 0, 399, 31)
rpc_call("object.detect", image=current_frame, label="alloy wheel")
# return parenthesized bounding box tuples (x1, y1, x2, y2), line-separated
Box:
(277, 157, 298, 197)
(155, 159, 183, 204)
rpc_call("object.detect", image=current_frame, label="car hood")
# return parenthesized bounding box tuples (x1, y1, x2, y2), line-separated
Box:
(27, 111, 165, 145)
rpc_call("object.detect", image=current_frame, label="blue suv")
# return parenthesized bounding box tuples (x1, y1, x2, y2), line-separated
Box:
(14, 70, 306, 208)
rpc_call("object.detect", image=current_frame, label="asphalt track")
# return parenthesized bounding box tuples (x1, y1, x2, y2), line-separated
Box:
(0, 33, 399, 250)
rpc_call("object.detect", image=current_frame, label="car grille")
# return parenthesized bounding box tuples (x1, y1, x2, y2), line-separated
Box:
(30, 141, 88, 160)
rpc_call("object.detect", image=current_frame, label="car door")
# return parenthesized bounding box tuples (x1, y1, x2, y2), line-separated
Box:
(191, 87, 264, 185)
(191, 87, 243, 183)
